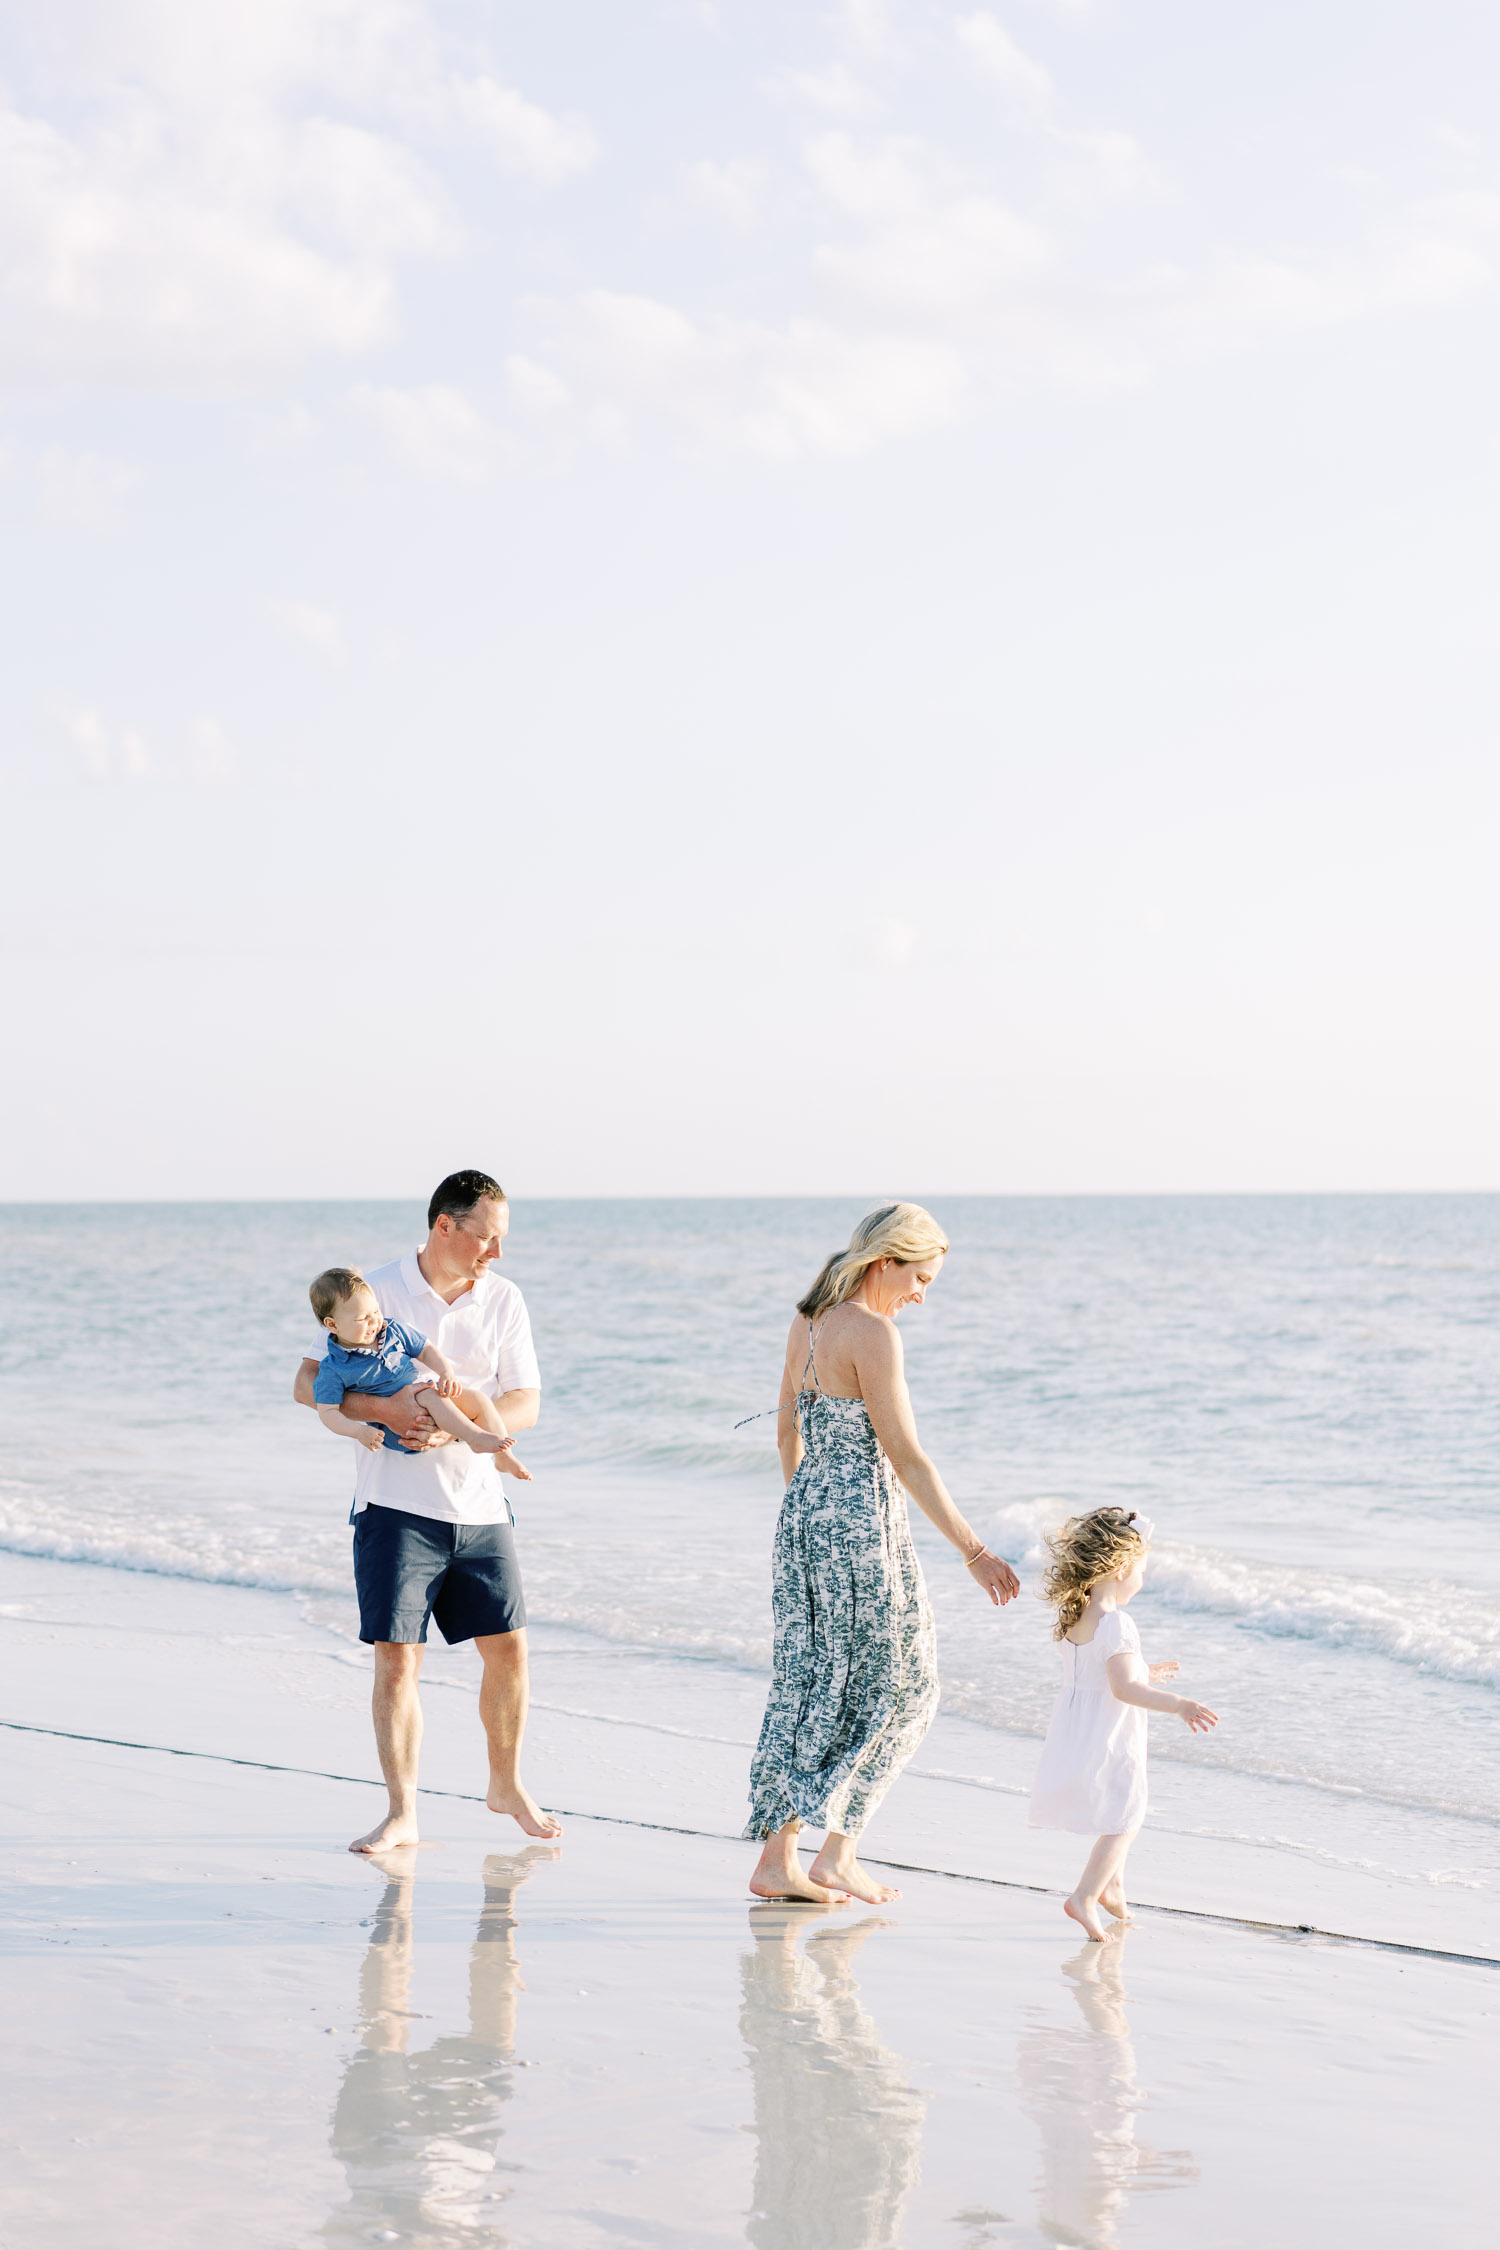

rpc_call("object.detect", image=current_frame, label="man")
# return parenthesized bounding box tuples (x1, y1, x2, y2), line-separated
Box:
(294, 1169, 561, 1854)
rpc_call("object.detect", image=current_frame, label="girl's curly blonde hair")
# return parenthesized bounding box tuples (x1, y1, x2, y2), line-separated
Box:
(1040, 1508, 1149, 1640)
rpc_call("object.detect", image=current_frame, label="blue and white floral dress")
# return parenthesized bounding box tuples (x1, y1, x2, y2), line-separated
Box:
(745, 1330, 939, 1841)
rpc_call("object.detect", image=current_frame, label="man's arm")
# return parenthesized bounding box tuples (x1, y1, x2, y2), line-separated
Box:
(492, 1387, 540, 1435)
(293, 1357, 453, 1450)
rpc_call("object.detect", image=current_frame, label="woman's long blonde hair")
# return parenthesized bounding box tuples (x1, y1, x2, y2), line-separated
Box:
(796, 1202, 950, 1320)
(1040, 1508, 1148, 1640)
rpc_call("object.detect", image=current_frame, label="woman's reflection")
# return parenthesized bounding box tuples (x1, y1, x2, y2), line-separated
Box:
(323, 1844, 557, 2247)
(1018, 1938, 1196, 2248)
(740, 1905, 925, 2250)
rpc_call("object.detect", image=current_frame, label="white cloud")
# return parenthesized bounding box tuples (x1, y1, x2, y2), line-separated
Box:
(280, 601, 344, 657)
(505, 355, 572, 416)
(768, 63, 880, 118)
(836, 0, 905, 58)
(447, 75, 597, 186)
(685, 158, 765, 231)
(956, 13, 1153, 201)
(518, 290, 963, 456)
(807, 133, 1048, 323)
(351, 381, 502, 478)
(0, 97, 441, 388)
(37, 448, 139, 531)
(63, 703, 238, 784)
(65, 707, 150, 778)
(955, 13, 1052, 112)
(0, 1, 595, 393)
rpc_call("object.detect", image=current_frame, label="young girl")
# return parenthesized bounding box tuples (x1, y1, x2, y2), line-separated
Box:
(1030, 1507, 1217, 1941)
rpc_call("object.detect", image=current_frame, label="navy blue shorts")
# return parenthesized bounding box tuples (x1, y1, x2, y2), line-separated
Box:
(352, 1505, 526, 1646)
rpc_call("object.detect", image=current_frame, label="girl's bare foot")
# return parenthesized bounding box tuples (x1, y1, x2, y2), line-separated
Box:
(349, 1810, 421, 1855)
(486, 1783, 563, 1840)
(1064, 1892, 1113, 1942)
(807, 1849, 900, 1905)
(1100, 1884, 1133, 1924)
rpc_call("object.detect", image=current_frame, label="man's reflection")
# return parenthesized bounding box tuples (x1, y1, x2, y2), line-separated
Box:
(1018, 1938, 1196, 2248)
(740, 1906, 925, 2250)
(323, 1845, 557, 2247)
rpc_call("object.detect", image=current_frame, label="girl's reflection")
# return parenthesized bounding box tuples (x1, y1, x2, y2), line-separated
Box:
(1018, 1939, 1196, 2248)
(740, 1906, 925, 2250)
(323, 1845, 557, 2247)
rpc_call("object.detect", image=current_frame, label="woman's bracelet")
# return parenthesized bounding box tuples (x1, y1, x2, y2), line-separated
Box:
(962, 1541, 988, 1567)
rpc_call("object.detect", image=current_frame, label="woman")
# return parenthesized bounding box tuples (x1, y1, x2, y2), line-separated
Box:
(746, 1204, 1019, 1906)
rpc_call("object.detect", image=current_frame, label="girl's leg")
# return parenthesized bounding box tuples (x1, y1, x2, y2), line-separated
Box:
(1065, 1831, 1136, 1941)
(807, 1829, 901, 1906)
(750, 1818, 852, 1905)
(1100, 1853, 1135, 1925)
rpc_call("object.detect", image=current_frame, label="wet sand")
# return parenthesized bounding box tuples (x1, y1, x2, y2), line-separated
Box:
(2, 1555, 1495, 2246)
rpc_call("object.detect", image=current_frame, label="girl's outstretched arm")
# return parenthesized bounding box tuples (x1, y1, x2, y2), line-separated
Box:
(1106, 1651, 1218, 1732)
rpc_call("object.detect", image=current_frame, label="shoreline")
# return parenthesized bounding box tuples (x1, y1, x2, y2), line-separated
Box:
(6, 1702, 1493, 2248)
(3, 1549, 1494, 1956)
(8, 1710, 1495, 1975)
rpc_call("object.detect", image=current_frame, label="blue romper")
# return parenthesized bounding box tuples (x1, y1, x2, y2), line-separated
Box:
(314, 1319, 431, 1453)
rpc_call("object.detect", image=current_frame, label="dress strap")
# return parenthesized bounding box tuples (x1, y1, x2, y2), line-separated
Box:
(732, 1315, 828, 1432)
(800, 1316, 828, 1399)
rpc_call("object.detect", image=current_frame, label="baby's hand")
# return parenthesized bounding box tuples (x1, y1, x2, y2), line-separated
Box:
(1177, 1698, 1218, 1733)
(433, 1375, 460, 1400)
(354, 1426, 386, 1453)
(1149, 1660, 1181, 1684)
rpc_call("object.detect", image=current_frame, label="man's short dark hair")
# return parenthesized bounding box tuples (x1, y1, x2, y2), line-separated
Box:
(428, 1170, 506, 1231)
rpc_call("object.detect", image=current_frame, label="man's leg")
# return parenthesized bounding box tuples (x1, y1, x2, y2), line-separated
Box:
(474, 1630, 562, 1840)
(350, 1641, 426, 1854)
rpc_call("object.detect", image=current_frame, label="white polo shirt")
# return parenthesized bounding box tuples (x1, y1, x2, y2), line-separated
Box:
(310, 1252, 541, 1526)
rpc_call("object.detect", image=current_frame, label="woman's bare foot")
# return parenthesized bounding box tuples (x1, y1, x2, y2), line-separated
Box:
(1064, 1891, 1113, 1942)
(1100, 1883, 1133, 1924)
(807, 1847, 900, 1905)
(486, 1783, 563, 1840)
(349, 1810, 421, 1855)
(749, 1864, 850, 1904)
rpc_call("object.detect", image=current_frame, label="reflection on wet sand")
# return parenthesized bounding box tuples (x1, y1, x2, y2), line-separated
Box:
(1018, 1939, 1197, 2249)
(740, 1907, 925, 2250)
(323, 1846, 557, 2247)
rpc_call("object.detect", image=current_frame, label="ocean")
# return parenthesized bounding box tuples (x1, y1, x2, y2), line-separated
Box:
(2, 1194, 1497, 1907)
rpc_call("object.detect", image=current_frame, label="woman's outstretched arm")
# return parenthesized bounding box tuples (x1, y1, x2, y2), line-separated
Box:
(855, 1317, 1019, 1605)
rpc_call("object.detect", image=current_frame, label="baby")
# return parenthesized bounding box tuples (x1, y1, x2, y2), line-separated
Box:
(308, 1266, 531, 1478)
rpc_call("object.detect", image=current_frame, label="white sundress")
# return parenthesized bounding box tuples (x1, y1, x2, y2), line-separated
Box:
(1029, 1608, 1148, 1837)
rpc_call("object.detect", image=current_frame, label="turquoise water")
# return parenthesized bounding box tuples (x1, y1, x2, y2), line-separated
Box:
(2, 1194, 1497, 1891)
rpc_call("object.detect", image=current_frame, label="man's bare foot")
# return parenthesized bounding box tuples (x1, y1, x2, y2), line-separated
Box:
(749, 1865, 850, 1904)
(1064, 1892, 1113, 1942)
(807, 1849, 900, 1905)
(1100, 1883, 1133, 1923)
(349, 1811, 421, 1855)
(486, 1783, 562, 1840)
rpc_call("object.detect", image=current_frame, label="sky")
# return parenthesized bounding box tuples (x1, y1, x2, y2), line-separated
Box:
(2, 0, 1499, 1201)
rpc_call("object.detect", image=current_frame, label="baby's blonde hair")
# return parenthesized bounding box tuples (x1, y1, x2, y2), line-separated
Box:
(310, 1266, 369, 1325)
(1040, 1508, 1148, 1641)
